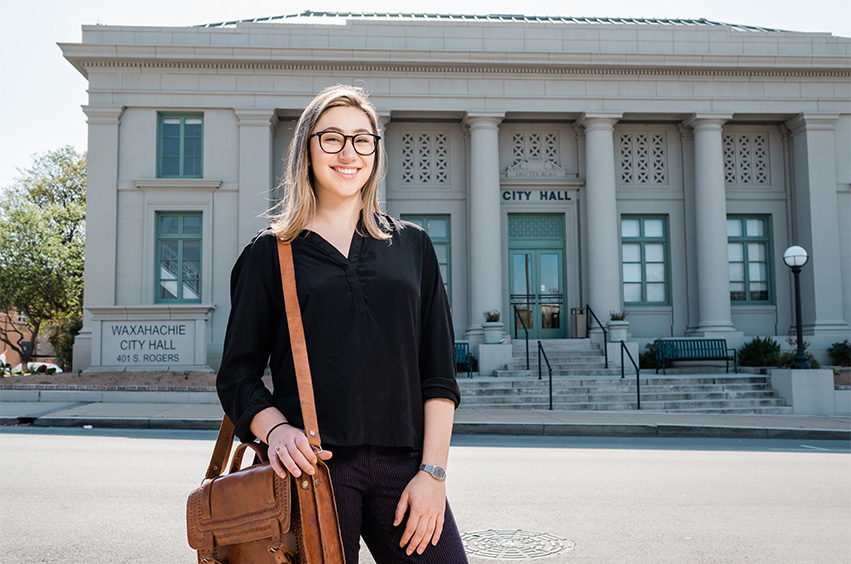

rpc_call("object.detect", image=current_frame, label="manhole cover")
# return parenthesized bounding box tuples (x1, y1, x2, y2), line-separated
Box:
(461, 529, 574, 560)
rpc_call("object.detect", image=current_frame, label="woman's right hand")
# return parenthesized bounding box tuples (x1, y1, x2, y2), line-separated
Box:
(267, 423, 333, 479)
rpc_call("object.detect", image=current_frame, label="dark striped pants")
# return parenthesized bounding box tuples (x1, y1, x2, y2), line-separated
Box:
(323, 445, 469, 564)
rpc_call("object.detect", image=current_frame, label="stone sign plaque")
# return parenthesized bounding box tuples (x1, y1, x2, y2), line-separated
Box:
(504, 159, 569, 179)
(102, 321, 195, 366)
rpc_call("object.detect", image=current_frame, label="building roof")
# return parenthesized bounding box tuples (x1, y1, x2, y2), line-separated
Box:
(195, 11, 788, 33)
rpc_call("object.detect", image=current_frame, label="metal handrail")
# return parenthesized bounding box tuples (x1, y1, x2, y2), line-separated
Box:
(537, 340, 554, 411)
(585, 304, 609, 369)
(513, 304, 530, 371)
(619, 340, 642, 410)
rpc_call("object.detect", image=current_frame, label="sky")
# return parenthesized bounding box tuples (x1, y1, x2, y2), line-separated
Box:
(1, 0, 849, 189)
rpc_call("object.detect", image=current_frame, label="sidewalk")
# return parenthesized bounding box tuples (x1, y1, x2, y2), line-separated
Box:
(2, 388, 849, 440)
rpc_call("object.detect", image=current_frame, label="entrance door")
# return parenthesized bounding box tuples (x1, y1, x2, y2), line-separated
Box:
(509, 249, 565, 339)
(508, 214, 567, 339)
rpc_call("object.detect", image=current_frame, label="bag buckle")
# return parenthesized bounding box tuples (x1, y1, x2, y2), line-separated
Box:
(268, 542, 297, 564)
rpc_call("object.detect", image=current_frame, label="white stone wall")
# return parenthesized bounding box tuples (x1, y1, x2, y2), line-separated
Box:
(61, 17, 851, 370)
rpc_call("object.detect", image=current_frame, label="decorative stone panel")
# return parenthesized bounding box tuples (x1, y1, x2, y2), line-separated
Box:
(400, 130, 449, 186)
(507, 214, 565, 239)
(511, 132, 560, 167)
(618, 132, 667, 186)
(723, 133, 769, 185)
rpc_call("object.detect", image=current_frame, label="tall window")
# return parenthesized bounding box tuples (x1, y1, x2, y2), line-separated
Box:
(156, 213, 202, 303)
(401, 215, 451, 305)
(158, 114, 203, 178)
(621, 216, 669, 305)
(728, 216, 772, 303)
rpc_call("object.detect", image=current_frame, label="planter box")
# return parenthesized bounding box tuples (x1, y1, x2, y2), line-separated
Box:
(482, 322, 505, 344)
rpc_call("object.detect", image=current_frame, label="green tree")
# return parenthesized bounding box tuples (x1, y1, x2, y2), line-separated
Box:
(0, 146, 86, 369)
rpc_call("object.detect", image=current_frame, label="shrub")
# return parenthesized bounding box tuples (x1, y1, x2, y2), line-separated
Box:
(483, 310, 501, 323)
(777, 338, 820, 369)
(609, 310, 628, 321)
(737, 336, 781, 367)
(47, 314, 83, 372)
(827, 340, 851, 366)
(456, 355, 478, 374)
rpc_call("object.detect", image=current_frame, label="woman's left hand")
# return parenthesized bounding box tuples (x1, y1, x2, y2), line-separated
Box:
(393, 471, 447, 556)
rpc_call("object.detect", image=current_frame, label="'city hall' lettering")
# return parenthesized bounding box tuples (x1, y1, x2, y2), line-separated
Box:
(502, 190, 572, 202)
(120, 339, 178, 351)
(502, 190, 532, 201)
(539, 191, 571, 201)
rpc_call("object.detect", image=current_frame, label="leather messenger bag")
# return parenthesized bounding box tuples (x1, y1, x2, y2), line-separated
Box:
(187, 241, 346, 564)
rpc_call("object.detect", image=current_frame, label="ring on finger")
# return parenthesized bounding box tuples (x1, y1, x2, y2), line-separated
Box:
(274, 445, 281, 453)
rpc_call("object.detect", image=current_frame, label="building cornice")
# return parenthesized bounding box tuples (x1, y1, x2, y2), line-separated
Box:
(234, 108, 279, 127)
(785, 113, 840, 135)
(60, 44, 851, 79)
(87, 305, 217, 318)
(82, 105, 125, 124)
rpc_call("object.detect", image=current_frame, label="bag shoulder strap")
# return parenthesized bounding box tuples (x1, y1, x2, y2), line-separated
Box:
(205, 240, 322, 479)
(205, 414, 236, 479)
(276, 240, 322, 448)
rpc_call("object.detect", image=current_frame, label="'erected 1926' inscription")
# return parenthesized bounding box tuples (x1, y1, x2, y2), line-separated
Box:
(103, 322, 194, 366)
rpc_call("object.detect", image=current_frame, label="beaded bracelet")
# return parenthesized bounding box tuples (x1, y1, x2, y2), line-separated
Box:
(265, 421, 288, 444)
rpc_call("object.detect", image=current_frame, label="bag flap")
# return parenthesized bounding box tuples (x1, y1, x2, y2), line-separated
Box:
(187, 462, 291, 550)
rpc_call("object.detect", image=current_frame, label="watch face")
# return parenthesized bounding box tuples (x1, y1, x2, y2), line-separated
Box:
(421, 464, 446, 480)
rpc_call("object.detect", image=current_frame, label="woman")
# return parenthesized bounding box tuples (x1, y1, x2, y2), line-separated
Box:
(217, 84, 468, 563)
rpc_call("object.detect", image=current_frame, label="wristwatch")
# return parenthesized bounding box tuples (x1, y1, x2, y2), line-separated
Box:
(419, 463, 446, 481)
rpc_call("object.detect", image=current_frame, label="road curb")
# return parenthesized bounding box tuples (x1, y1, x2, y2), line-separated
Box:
(452, 422, 851, 440)
(7, 416, 846, 441)
(30, 417, 218, 430)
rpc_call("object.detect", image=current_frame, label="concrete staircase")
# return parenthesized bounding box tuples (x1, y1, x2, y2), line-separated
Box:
(460, 339, 791, 414)
(494, 338, 622, 378)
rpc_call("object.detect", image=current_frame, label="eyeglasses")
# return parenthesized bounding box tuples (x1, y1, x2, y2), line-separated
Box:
(310, 131, 381, 156)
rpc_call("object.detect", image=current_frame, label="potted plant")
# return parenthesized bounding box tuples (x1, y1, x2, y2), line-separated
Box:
(606, 310, 629, 342)
(482, 310, 504, 344)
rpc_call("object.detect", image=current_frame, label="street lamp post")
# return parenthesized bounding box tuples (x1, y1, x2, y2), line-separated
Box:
(783, 245, 811, 369)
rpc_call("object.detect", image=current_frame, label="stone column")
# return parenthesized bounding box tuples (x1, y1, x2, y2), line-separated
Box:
(73, 105, 125, 372)
(677, 123, 700, 335)
(684, 113, 736, 335)
(785, 114, 849, 336)
(577, 112, 623, 330)
(376, 112, 391, 210)
(464, 112, 505, 338)
(235, 109, 278, 245)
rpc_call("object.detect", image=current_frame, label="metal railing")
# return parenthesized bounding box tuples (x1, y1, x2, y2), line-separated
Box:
(585, 304, 609, 369)
(619, 340, 642, 410)
(513, 304, 530, 370)
(537, 340, 554, 410)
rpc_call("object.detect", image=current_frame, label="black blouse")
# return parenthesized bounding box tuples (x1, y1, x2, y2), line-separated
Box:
(217, 216, 461, 448)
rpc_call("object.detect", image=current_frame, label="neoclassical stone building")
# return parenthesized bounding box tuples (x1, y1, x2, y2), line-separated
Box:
(61, 12, 850, 371)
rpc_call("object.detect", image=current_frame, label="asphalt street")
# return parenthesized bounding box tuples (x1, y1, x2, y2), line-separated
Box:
(1, 428, 849, 564)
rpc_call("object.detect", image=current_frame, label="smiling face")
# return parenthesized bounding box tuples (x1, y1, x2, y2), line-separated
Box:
(309, 105, 376, 207)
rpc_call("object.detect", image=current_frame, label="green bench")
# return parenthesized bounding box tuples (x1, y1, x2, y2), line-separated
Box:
(455, 342, 472, 379)
(654, 338, 738, 375)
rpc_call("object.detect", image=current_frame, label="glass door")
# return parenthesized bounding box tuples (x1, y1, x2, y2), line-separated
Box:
(509, 249, 564, 339)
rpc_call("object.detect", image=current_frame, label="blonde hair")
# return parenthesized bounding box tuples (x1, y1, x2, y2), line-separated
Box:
(268, 84, 389, 243)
